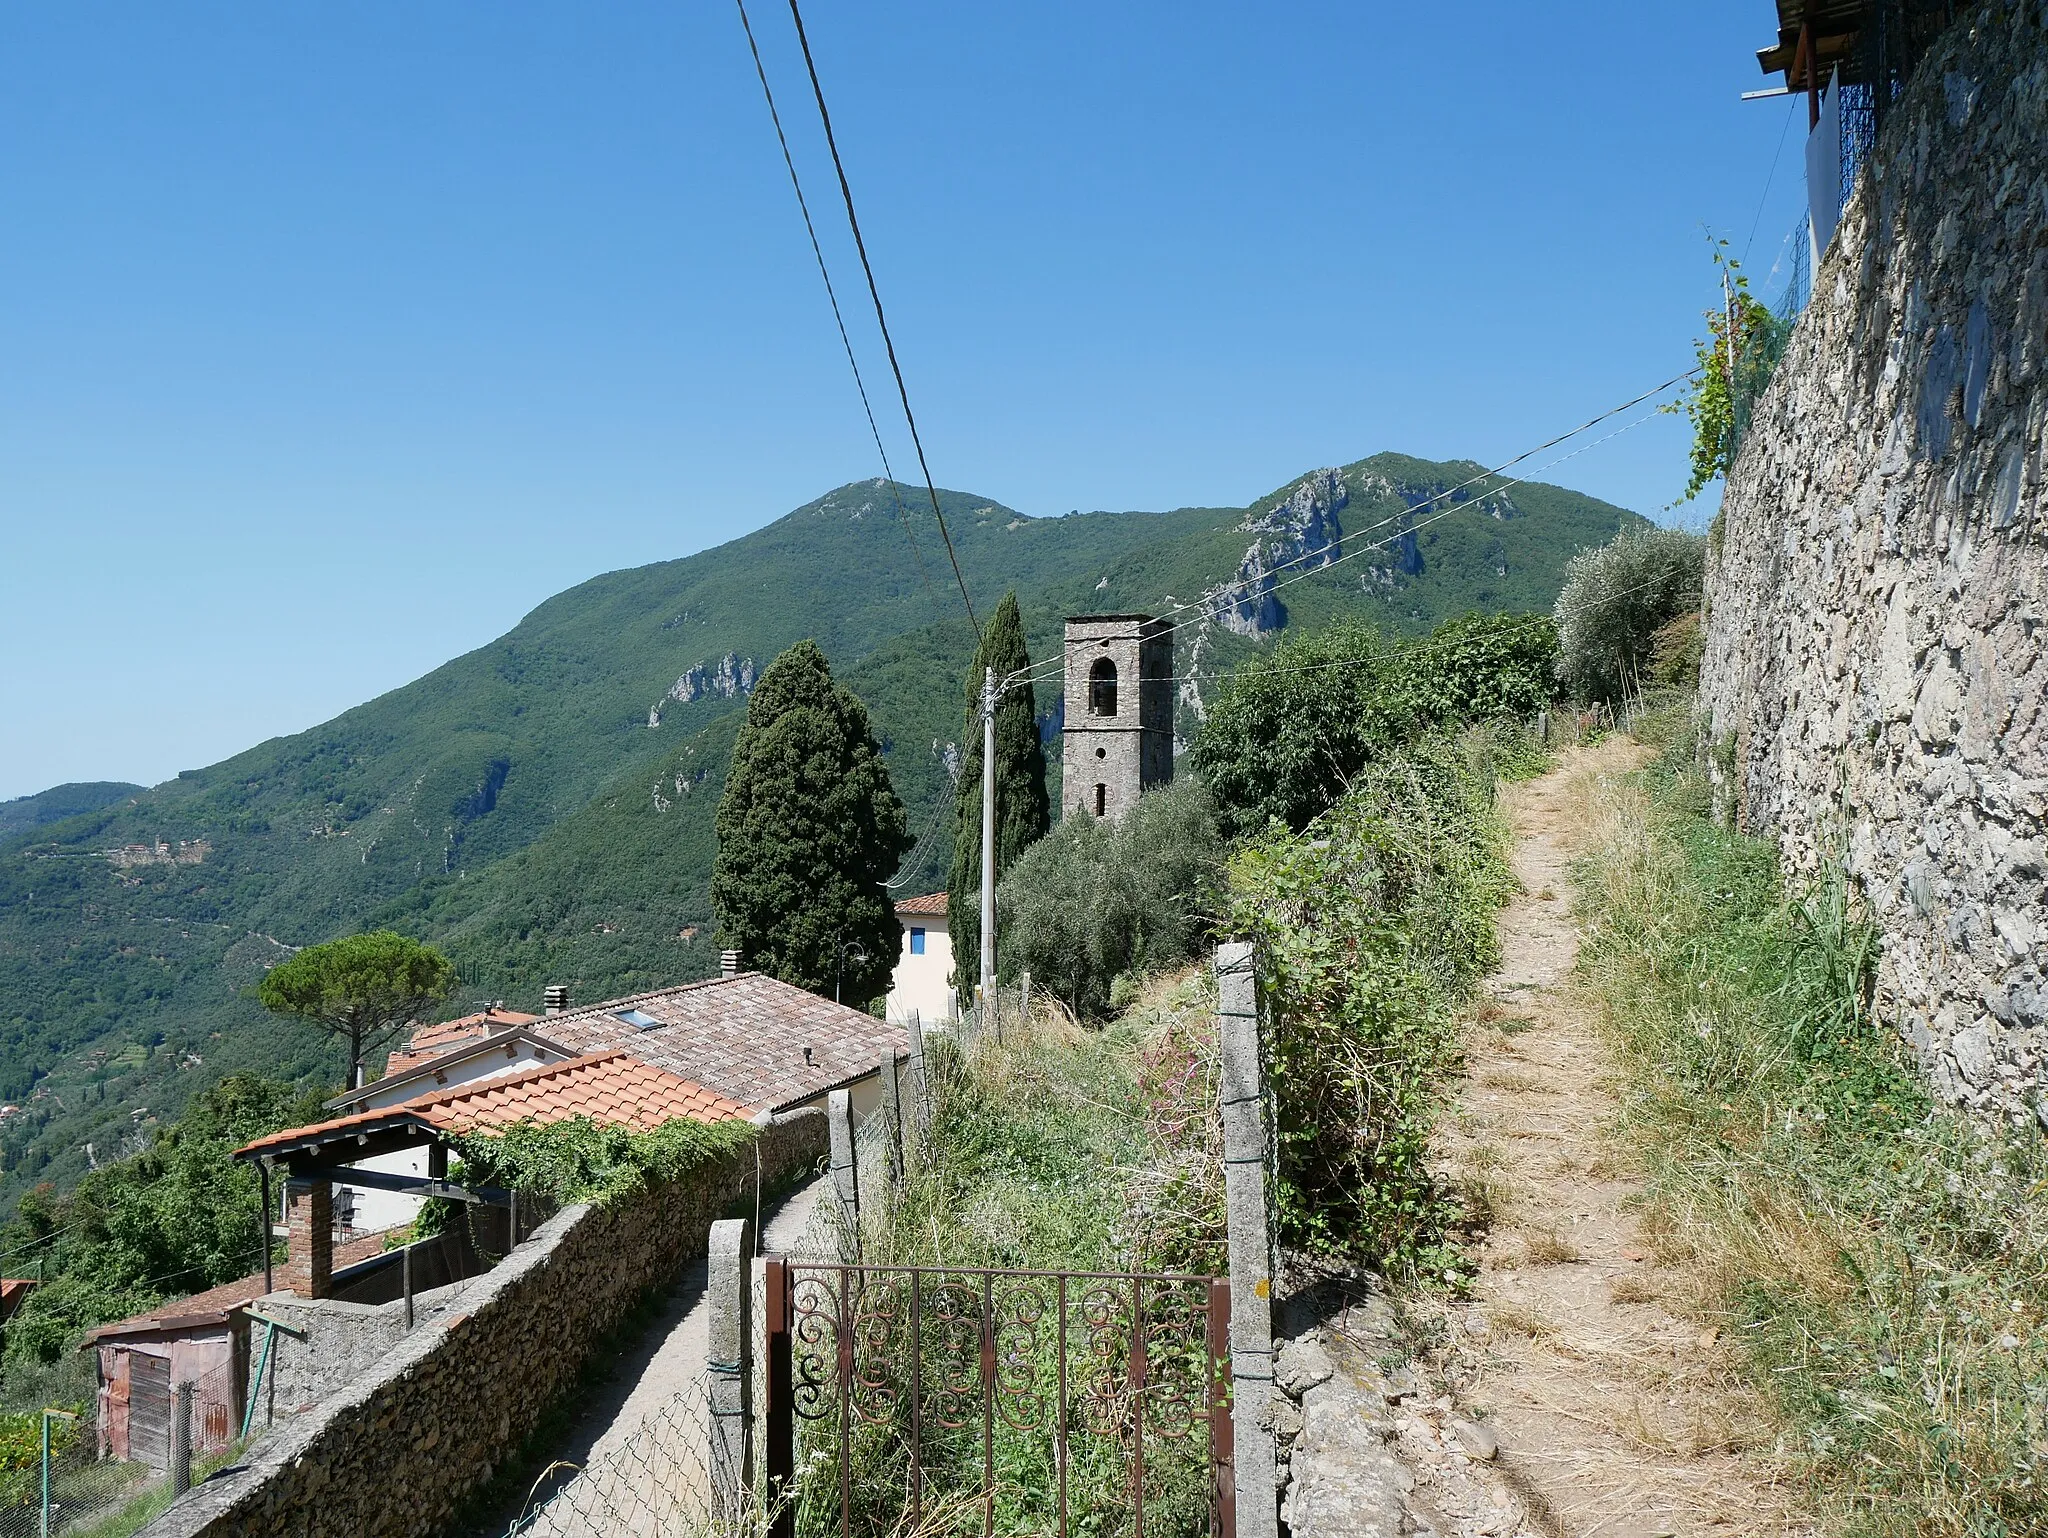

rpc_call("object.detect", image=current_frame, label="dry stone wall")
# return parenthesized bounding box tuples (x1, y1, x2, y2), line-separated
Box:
(136, 1114, 824, 1538)
(1700, 5, 2048, 1126)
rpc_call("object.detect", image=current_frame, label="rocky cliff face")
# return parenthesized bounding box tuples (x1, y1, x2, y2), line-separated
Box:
(1700, 6, 2048, 1127)
(647, 653, 757, 727)
(1207, 468, 1348, 636)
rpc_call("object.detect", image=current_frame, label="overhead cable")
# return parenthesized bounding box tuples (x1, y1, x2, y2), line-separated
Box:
(732, 0, 949, 628)
(1002, 372, 1695, 694)
(784, 0, 983, 644)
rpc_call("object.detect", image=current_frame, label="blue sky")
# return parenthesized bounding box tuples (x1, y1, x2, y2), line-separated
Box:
(1, 2, 1812, 800)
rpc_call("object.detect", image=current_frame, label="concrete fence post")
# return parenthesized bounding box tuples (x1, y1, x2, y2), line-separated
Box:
(827, 1089, 860, 1255)
(707, 1217, 754, 1522)
(877, 1049, 905, 1187)
(1215, 941, 1279, 1538)
(905, 1012, 930, 1144)
(170, 1381, 194, 1496)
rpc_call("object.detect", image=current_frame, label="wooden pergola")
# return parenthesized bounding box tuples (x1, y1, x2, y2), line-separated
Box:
(1755, 1, 1868, 127)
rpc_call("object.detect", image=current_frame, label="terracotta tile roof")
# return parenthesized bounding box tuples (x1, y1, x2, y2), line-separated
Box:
(386, 1007, 540, 1074)
(538, 973, 907, 1113)
(235, 1051, 746, 1160)
(895, 892, 948, 917)
(419, 1051, 746, 1135)
(0, 1279, 35, 1321)
(85, 1232, 396, 1342)
(333, 1025, 578, 1113)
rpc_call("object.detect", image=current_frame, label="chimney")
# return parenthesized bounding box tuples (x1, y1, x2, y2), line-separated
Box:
(720, 950, 741, 978)
(543, 984, 569, 1016)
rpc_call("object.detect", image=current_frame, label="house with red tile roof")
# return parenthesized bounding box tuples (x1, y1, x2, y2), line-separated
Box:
(381, 1004, 538, 1076)
(885, 893, 956, 1026)
(323, 1017, 582, 1233)
(233, 967, 902, 1304)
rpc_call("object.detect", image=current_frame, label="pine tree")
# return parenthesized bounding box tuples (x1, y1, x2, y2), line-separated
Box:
(946, 593, 1052, 1004)
(711, 641, 911, 1006)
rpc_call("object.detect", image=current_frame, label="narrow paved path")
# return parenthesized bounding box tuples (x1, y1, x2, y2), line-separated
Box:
(500, 1174, 829, 1537)
(1429, 743, 1806, 1538)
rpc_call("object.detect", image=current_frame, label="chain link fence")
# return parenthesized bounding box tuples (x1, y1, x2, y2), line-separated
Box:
(0, 1356, 245, 1538)
(502, 1377, 733, 1538)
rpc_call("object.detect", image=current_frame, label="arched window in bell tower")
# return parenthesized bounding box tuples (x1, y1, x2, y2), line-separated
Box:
(1087, 657, 1118, 717)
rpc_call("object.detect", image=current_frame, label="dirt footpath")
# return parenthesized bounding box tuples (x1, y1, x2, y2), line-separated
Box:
(1428, 742, 1806, 1538)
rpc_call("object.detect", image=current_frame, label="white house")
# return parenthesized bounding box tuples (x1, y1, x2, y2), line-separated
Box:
(325, 1007, 566, 1232)
(886, 892, 956, 1025)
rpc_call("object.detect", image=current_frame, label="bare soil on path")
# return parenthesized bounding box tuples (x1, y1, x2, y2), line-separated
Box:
(1426, 742, 1809, 1538)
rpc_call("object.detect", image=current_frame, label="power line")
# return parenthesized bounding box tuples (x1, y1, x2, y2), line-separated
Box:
(1157, 558, 1703, 689)
(731, 0, 949, 629)
(783, 0, 982, 645)
(1005, 373, 1694, 694)
(1743, 95, 1800, 265)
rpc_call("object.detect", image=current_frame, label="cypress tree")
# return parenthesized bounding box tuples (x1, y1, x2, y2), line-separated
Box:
(711, 640, 911, 1006)
(946, 592, 1052, 1004)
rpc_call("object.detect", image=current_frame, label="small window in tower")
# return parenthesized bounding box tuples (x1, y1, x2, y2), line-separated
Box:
(1088, 658, 1118, 716)
(909, 927, 926, 955)
(1094, 783, 1107, 817)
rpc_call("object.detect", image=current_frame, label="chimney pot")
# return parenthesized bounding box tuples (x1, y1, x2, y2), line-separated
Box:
(543, 983, 569, 1016)
(720, 950, 741, 977)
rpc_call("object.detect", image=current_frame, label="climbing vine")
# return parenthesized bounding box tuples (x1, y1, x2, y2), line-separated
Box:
(441, 1115, 755, 1207)
(1665, 243, 1794, 503)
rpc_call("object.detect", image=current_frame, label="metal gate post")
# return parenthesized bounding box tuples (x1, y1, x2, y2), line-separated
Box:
(1216, 941, 1279, 1538)
(1207, 1279, 1236, 1538)
(763, 1255, 795, 1538)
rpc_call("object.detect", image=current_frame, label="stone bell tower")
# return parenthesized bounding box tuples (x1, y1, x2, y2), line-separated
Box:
(1061, 615, 1173, 821)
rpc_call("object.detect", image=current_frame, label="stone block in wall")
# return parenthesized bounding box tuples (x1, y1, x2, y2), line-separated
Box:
(1700, 2, 2048, 1132)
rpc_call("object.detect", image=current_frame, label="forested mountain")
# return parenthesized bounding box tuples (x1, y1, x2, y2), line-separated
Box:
(0, 784, 142, 839)
(0, 454, 1641, 1209)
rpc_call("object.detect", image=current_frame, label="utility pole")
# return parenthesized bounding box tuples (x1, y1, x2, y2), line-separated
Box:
(979, 666, 998, 1009)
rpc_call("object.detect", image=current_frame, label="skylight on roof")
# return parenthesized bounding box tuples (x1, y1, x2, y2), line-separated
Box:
(614, 1008, 661, 1030)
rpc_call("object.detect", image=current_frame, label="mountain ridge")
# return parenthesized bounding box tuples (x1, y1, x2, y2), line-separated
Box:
(0, 450, 1642, 1209)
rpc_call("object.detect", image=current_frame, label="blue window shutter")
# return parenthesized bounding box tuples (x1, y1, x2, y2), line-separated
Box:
(910, 928, 925, 955)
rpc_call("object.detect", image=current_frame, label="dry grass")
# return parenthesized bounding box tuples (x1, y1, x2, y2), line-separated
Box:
(1575, 756, 2048, 1537)
(1487, 1300, 1554, 1339)
(1607, 1272, 1661, 1305)
(1520, 1228, 1582, 1266)
(1477, 1069, 1553, 1094)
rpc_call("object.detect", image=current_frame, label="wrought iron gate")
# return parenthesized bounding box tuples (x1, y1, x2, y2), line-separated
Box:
(763, 1259, 1234, 1538)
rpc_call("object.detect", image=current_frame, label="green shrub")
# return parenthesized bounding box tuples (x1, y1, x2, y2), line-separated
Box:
(1552, 527, 1704, 703)
(1227, 735, 1513, 1270)
(443, 1114, 755, 1208)
(996, 780, 1224, 1019)
(1192, 613, 1556, 837)
(0, 1075, 326, 1374)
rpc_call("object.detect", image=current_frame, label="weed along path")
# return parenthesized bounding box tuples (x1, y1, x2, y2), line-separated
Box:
(1432, 743, 1805, 1538)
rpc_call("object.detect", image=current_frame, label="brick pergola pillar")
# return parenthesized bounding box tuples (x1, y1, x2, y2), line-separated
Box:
(281, 1178, 333, 1299)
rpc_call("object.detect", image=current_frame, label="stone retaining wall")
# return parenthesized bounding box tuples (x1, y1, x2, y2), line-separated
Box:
(137, 1114, 825, 1538)
(1699, 3, 2048, 1126)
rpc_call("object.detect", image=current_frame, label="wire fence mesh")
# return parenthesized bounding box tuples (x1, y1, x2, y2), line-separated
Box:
(0, 1356, 246, 1538)
(503, 1377, 738, 1538)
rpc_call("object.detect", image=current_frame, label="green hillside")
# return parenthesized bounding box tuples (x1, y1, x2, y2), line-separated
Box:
(0, 453, 1642, 1210)
(0, 784, 142, 840)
